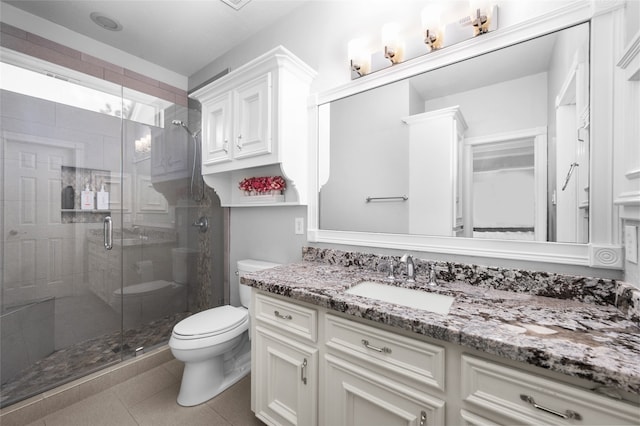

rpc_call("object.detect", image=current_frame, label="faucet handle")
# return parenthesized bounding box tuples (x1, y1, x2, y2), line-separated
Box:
(386, 258, 395, 281)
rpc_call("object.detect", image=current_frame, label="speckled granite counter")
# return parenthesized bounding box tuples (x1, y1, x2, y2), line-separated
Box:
(241, 248, 640, 396)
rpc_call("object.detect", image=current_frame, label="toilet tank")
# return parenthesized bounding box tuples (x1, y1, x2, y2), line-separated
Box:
(237, 259, 280, 308)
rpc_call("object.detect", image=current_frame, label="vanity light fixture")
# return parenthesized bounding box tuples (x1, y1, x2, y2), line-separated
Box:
(470, 0, 492, 35)
(382, 22, 403, 64)
(348, 2, 498, 80)
(348, 37, 370, 78)
(422, 4, 443, 50)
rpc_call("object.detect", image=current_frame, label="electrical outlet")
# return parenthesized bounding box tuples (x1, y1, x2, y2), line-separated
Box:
(295, 217, 305, 235)
(624, 225, 638, 264)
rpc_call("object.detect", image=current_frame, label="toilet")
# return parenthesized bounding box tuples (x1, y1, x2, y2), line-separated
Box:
(111, 248, 194, 328)
(169, 259, 279, 407)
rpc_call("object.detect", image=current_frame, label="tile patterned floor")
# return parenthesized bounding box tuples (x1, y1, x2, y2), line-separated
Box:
(1, 311, 189, 408)
(24, 362, 263, 426)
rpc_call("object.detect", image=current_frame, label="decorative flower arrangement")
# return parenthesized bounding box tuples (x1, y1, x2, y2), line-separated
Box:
(239, 176, 286, 195)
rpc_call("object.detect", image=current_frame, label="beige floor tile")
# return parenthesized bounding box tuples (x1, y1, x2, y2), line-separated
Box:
(0, 395, 46, 426)
(40, 390, 137, 426)
(208, 375, 264, 426)
(111, 364, 178, 409)
(128, 385, 231, 426)
(161, 358, 184, 381)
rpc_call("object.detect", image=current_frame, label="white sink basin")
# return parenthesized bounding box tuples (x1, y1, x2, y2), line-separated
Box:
(345, 281, 454, 315)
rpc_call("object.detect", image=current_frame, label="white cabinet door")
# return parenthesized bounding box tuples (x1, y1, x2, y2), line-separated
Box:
(233, 73, 271, 160)
(202, 92, 232, 165)
(255, 326, 317, 426)
(324, 353, 445, 426)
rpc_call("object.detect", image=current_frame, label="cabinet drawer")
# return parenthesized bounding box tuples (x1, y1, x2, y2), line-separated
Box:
(325, 314, 445, 391)
(255, 293, 317, 342)
(461, 355, 639, 425)
(324, 353, 445, 426)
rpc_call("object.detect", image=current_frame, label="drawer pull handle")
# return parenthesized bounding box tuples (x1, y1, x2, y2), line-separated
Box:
(361, 339, 392, 354)
(301, 358, 308, 385)
(419, 410, 427, 426)
(274, 311, 292, 320)
(520, 395, 582, 420)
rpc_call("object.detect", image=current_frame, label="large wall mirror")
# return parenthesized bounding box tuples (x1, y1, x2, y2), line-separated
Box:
(320, 22, 589, 244)
(310, 2, 624, 269)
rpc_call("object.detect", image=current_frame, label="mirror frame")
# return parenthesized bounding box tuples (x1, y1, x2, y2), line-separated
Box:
(307, 1, 625, 269)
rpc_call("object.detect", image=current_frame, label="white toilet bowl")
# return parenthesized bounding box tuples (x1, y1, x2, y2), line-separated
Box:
(169, 305, 249, 406)
(169, 259, 279, 406)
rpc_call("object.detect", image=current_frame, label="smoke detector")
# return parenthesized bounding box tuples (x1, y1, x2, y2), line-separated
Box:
(220, 0, 251, 11)
(90, 12, 123, 31)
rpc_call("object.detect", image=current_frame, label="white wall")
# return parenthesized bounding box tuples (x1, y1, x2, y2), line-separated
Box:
(424, 72, 548, 138)
(320, 79, 410, 233)
(191, 0, 629, 281)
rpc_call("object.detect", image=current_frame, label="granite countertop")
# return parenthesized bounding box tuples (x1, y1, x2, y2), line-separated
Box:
(242, 261, 640, 396)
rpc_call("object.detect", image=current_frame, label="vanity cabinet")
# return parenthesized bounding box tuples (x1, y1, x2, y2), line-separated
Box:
(191, 46, 316, 206)
(253, 293, 319, 426)
(323, 314, 446, 426)
(460, 355, 640, 426)
(251, 290, 639, 426)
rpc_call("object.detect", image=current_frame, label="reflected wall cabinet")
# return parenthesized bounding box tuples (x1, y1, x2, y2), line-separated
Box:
(402, 106, 467, 237)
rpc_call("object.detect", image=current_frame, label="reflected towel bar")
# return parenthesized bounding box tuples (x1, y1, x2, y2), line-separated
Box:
(366, 195, 408, 202)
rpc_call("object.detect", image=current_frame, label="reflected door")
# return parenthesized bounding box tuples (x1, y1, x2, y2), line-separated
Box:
(3, 137, 76, 300)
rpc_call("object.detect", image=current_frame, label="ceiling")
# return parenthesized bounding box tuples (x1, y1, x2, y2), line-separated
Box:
(2, 0, 309, 77)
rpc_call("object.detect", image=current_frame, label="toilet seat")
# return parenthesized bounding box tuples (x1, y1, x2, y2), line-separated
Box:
(172, 305, 248, 340)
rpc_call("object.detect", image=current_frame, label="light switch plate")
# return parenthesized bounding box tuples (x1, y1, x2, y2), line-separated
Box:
(625, 225, 638, 264)
(295, 217, 304, 235)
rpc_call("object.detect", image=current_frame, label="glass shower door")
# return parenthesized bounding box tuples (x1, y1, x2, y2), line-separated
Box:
(1, 50, 195, 409)
(117, 87, 191, 354)
(0, 55, 125, 406)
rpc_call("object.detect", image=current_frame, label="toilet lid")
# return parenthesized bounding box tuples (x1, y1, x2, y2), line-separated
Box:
(172, 305, 247, 339)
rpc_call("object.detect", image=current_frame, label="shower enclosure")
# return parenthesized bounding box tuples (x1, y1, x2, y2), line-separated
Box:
(0, 49, 221, 408)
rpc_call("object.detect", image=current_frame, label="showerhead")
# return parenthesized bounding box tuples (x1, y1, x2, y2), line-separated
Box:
(172, 120, 200, 138)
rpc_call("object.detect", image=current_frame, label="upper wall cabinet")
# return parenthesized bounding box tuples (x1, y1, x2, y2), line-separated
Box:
(191, 46, 316, 207)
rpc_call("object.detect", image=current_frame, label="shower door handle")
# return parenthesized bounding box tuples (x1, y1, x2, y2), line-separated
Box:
(103, 216, 113, 250)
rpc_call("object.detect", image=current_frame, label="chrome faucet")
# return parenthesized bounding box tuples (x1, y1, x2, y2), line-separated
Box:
(400, 254, 415, 283)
